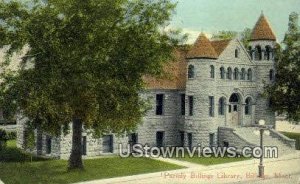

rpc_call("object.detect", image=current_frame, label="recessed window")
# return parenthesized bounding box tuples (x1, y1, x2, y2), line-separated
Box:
(156, 94, 164, 115)
(181, 94, 185, 115)
(210, 65, 215, 78)
(265, 46, 272, 60)
(235, 49, 239, 58)
(234, 68, 239, 80)
(46, 136, 52, 154)
(241, 68, 246, 80)
(245, 97, 252, 115)
(255, 45, 262, 61)
(227, 67, 232, 80)
(247, 68, 252, 81)
(220, 67, 225, 79)
(269, 69, 274, 81)
(82, 136, 87, 155)
(188, 65, 195, 79)
(188, 96, 194, 116)
(218, 97, 226, 115)
(209, 96, 214, 117)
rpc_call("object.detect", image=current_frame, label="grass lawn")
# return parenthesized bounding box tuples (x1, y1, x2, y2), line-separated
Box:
(0, 140, 183, 184)
(172, 151, 250, 166)
(281, 131, 300, 150)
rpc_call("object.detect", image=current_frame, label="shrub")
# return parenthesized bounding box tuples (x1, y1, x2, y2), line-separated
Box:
(7, 131, 16, 140)
(0, 129, 9, 141)
(0, 129, 9, 150)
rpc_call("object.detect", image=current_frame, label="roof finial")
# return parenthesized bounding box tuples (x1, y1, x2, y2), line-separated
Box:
(261, 10, 264, 16)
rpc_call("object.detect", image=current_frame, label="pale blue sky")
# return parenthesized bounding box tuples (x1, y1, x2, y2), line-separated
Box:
(170, 0, 300, 43)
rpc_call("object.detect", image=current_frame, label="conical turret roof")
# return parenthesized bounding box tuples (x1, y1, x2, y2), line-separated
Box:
(250, 14, 276, 41)
(187, 33, 218, 59)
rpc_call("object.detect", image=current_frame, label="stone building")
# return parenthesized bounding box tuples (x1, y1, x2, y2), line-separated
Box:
(17, 14, 296, 159)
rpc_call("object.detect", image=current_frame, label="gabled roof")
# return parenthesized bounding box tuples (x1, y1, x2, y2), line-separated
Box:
(187, 34, 218, 59)
(211, 39, 231, 56)
(143, 48, 187, 90)
(250, 14, 276, 41)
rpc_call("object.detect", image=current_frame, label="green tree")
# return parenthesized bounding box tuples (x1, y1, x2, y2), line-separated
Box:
(266, 12, 300, 123)
(212, 28, 252, 48)
(0, 0, 180, 169)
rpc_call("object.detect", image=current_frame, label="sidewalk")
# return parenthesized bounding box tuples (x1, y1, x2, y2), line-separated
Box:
(76, 151, 300, 184)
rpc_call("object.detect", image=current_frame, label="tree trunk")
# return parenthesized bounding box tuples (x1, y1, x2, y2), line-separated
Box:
(68, 118, 83, 170)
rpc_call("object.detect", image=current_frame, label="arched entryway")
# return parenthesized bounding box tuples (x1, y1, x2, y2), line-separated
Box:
(228, 93, 241, 126)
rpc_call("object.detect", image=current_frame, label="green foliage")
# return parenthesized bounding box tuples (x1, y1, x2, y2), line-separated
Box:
(212, 28, 252, 48)
(6, 131, 16, 140)
(265, 12, 300, 122)
(0, 0, 180, 137)
(0, 128, 8, 141)
(281, 132, 300, 150)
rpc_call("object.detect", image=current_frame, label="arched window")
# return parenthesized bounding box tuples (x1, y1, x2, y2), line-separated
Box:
(247, 68, 252, 81)
(245, 97, 252, 115)
(255, 45, 262, 61)
(241, 68, 246, 80)
(234, 68, 239, 80)
(248, 46, 253, 60)
(235, 49, 239, 58)
(220, 67, 225, 79)
(218, 97, 226, 115)
(188, 65, 195, 79)
(227, 67, 232, 80)
(269, 69, 274, 81)
(210, 65, 215, 78)
(265, 46, 272, 60)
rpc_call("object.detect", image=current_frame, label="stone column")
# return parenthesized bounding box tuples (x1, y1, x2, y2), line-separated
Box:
(240, 103, 245, 126)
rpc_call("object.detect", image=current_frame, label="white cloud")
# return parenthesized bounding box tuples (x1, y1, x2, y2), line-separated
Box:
(165, 26, 213, 44)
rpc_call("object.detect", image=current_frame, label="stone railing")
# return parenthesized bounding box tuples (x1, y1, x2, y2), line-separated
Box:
(269, 129, 296, 149)
(218, 127, 257, 152)
(0, 124, 17, 132)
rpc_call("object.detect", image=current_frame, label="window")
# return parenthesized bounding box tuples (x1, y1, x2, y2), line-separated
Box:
(156, 94, 164, 115)
(218, 97, 225, 115)
(181, 94, 185, 115)
(255, 45, 262, 61)
(269, 69, 274, 81)
(247, 68, 252, 81)
(209, 96, 214, 117)
(241, 68, 246, 80)
(46, 136, 52, 154)
(188, 96, 194, 116)
(220, 67, 225, 79)
(210, 65, 215, 78)
(209, 133, 215, 147)
(245, 97, 252, 115)
(248, 46, 253, 60)
(102, 135, 113, 153)
(188, 65, 195, 79)
(235, 49, 239, 58)
(234, 68, 239, 80)
(265, 46, 272, 60)
(227, 67, 232, 80)
(82, 136, 87, 155)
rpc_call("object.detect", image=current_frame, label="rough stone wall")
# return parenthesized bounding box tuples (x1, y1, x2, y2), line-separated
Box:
(16, 38, 277, 158)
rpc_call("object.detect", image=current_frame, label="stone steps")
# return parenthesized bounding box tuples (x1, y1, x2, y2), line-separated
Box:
(234, 127, 295, 156)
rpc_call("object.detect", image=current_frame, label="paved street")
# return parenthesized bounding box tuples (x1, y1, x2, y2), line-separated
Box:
(77, 151, 300, 184)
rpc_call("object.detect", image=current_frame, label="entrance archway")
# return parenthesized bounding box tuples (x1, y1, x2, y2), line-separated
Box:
(228, 93, 241, 126)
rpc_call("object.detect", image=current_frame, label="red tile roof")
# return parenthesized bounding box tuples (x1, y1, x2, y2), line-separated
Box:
(143, 48, 188, 90)
(187, 34, 218, 59)
(211, 39, 231, 56)
(144, 38, 233, 90)
(250, 14, 276, 41)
